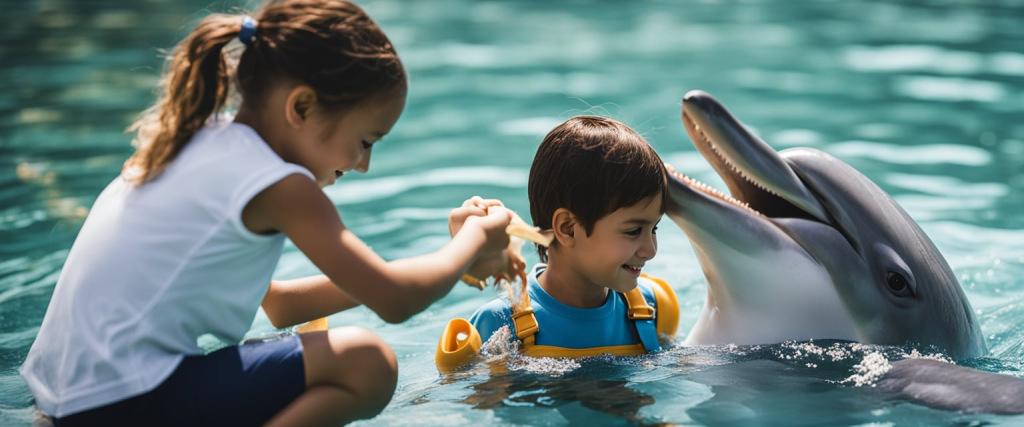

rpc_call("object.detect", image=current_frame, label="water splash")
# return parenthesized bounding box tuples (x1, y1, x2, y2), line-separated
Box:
(498, 237, 530, 314)
(843, 352, 892, 387)
(840, 347, 954, 387)
(479, 326, 581, 376)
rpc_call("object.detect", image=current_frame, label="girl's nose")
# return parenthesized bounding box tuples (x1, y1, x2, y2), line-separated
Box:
(355, 146, 372, 173)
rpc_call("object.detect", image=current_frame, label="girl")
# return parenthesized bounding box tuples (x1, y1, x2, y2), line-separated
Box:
(20, 1, 513, 426)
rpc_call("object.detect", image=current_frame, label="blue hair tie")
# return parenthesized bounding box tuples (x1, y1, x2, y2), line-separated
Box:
(239, 16, 258, 47)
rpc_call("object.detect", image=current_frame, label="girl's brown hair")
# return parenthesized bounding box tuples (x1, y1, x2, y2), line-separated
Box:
(528, 116, 667, 262)
(124, 0, 406, 184)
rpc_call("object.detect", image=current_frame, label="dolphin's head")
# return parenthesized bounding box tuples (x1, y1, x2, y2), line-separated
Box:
(670, 90, 987, 359)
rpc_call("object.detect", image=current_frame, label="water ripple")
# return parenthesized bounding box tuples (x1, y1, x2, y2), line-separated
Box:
(894, 75, 1008, 103)
(325, 166, 528, 206)
(827, 141, 993, 166)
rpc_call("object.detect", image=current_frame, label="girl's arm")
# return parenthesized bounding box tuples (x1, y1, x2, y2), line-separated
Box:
(250, 174, 511, 325)
(261, 275, 361, 329)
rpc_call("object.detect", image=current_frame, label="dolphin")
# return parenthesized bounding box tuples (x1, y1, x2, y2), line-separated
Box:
(665, 90, 987, 360)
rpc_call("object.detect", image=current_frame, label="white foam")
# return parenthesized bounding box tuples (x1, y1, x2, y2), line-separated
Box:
(479, 326, 581, 376)
(843, 352, 893, 387)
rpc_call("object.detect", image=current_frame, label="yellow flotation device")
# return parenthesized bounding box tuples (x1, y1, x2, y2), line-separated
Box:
(435, 318, 484, 372)
(295, 316, 330, 334)
(435, 274, 679, 372)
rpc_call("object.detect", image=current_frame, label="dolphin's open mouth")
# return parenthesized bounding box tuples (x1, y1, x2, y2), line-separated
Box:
(674, 113, 765, 219)
(671, 90, 831, 226)
(667, 115, 765, 218)
(666, 90, 869, 347)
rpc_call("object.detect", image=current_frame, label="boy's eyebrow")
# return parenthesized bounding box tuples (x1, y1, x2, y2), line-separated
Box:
(622, 218, 659, 226)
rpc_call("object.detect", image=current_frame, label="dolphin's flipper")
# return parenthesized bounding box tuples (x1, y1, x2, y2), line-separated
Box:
(878, 359, 1024, 414)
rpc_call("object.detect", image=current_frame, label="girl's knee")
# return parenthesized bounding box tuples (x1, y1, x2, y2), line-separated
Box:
(326, 327, 397, 413)
(297, 327, 397, 420)
(328, 327, 396, 370)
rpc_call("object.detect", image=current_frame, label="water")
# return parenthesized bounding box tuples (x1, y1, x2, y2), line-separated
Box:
(2, 0, 1023, 425)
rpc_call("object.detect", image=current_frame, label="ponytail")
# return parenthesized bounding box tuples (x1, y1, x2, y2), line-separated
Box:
(124, 1, 406, 185)
(124, 14, 240, 185)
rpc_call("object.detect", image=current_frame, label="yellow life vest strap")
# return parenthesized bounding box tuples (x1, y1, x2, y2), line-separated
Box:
(622, 287, 655, 320)
(641, 274, 680, 338)
(510, 304, 539, 347)
(523, 343, 647, 358)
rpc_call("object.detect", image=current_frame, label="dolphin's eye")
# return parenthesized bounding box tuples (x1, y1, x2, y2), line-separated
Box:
(885, 272, 911, 296)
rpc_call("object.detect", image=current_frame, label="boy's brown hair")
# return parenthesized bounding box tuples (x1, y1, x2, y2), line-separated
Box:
(528, 116, 667, 262)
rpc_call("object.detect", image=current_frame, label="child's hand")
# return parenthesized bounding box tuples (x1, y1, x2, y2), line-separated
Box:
(462, 204, 513, 255)
(449, 197, 513, 288)
(448, 196, 505, 238)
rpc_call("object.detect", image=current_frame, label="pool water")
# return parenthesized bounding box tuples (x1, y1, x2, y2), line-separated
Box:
(2, 0, 1024, 425)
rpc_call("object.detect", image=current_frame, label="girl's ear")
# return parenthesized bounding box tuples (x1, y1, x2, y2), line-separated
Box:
(551, 208, 577, 248)
(284, 85, 318, 129)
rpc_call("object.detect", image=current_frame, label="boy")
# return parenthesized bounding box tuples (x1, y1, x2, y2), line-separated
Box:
(436, 116, 679, 369)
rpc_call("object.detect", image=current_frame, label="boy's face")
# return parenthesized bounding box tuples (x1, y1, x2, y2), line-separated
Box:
(570, 194, 662, 294)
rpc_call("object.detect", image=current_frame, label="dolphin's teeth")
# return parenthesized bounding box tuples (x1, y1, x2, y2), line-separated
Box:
(679, 120, 769, 219)
(670, 167, 765, 218)
(702, 130, 785, 200)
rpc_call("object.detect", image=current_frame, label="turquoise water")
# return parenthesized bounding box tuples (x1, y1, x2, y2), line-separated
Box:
(3, 0, 1024, 425)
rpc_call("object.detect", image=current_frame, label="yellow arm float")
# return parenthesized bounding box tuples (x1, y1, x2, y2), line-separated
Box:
(435, 318, 483, 373)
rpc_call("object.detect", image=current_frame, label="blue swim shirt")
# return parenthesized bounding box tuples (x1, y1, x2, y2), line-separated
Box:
(469, 264, 657, 349)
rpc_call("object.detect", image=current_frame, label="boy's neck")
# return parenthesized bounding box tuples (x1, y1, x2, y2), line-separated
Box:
(537, 260, 610, 309)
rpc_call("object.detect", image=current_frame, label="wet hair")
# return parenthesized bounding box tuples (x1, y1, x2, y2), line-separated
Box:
(124, 0, 406, 185)
(528, 116, 667, 262)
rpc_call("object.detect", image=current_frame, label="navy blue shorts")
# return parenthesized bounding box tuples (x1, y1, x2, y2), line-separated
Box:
(52, 334, 306, 427)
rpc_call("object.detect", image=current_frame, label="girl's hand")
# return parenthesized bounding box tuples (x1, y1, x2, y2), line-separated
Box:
(450, 198, 513, 284)
(448, 196, 504, 237)
(462, 204, 513, 255)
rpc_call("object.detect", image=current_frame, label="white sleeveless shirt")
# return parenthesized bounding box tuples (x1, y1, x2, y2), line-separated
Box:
(20, 122, 313, 417)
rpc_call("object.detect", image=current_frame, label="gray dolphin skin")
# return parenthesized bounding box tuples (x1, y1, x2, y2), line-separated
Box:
(879, 359, 1024, 414)
(666, 90, 987, 360)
